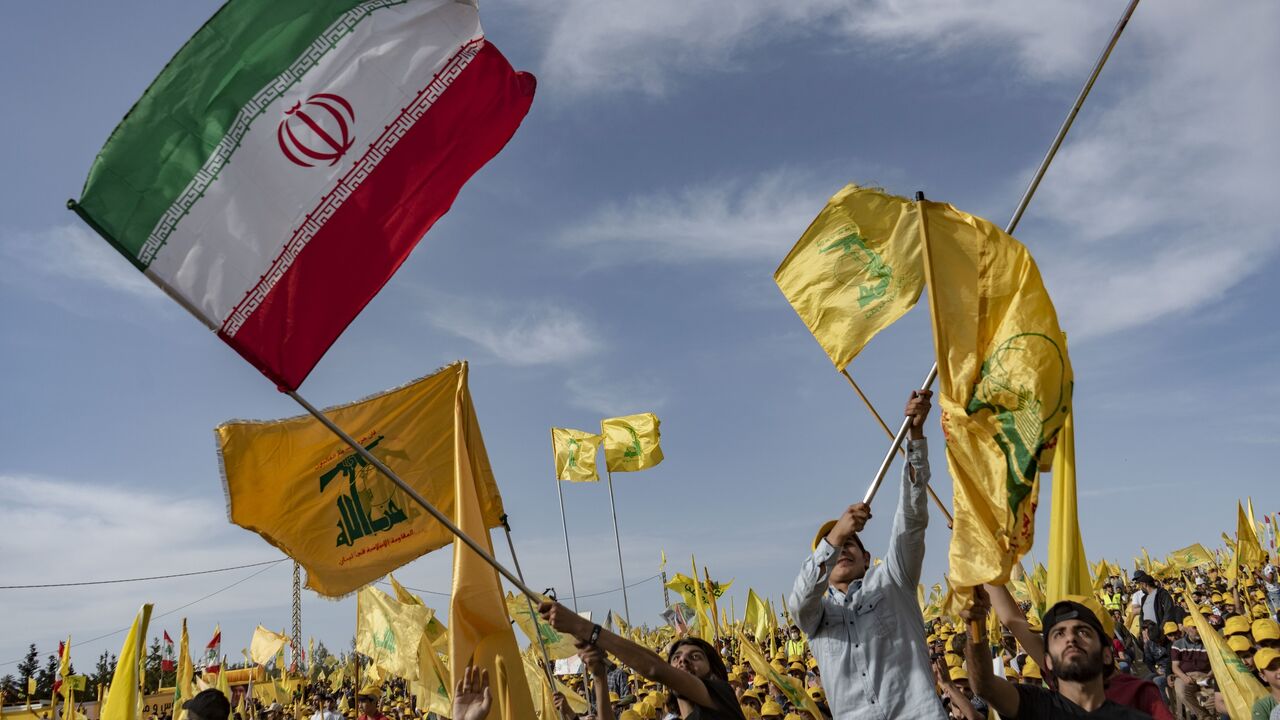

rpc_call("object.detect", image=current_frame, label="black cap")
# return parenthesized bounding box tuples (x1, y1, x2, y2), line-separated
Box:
(183, 689, 231, 720)
(1132, 570, 1154, 585)
(1041, 600, 1107, 645)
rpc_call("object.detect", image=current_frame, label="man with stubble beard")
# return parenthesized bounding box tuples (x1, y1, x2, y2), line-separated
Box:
(964, 587, 1153, 718)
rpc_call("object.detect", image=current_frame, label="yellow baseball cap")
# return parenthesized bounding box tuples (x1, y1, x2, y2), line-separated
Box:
(1162, 621, 1179, 635)
(751, 675, 768, 687)
(1182, 616, 1195, 628)
(1022, 659, 1042, 679)
(761, 700, 784, 718)
(809, 688, 825, 702)
(1227, 635, 1252, 653)
(1225, 616, 1251, 636)
(813, 520, 837, 551)
(1253, 619, 1280, 642)
(945, 653, 963, 668)
(1211, 593, 1223, 602)
(618, 711, 641, 720)
(1253, 606, 1269, 619)
(1256, 647, 1280, 672)
(949, 667, 968, 682)
(788, 662, 805, 672)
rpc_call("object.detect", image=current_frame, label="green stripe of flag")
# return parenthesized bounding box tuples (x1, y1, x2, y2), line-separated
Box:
(76, 0, 401, 262)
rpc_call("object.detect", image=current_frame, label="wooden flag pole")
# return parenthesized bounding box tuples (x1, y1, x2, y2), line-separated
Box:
(498, 515, 560, 695)
(604, 470, 633, 624)
(284, 390, 539, 601)
(839, 368, 953, 527)
(861, 0, 1141, 507)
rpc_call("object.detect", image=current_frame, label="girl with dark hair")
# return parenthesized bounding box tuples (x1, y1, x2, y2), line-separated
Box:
(540, 600, 746, 719)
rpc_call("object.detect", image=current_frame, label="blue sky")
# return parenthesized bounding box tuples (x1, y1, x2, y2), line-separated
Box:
(2, 0, 1278, 674)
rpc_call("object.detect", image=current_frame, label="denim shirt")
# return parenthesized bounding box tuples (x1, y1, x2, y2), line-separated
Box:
(789, 438, 946, 720)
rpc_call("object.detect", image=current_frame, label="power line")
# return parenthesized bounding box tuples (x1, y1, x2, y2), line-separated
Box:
(0, 560, 283, 589)
(385, 572, 662, 599)
(0, 560, 287, 667)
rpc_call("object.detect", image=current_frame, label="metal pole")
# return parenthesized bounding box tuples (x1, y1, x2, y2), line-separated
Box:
(498, 515, 560, 694)
(553, 468, 581, 612)
(284, 390, 539, 600)
(860, 0, 1140, 507)
(604, 470, 632, 624)
(841, 368, 953, 526)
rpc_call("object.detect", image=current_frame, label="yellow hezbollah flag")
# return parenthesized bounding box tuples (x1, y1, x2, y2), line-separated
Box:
(1182, 592, 1268, 718)
(1237, 501, 1264, 568)
(356, 584, 429, 681)
(388, 574, 449, 649)
(920, 198, 1073, 588)
(551, 428, 602, 482)
(1167, 544, 1214, 571)
(744, 589, 776, 641)
(100, 604, 152, 720)
(249, 627, 289, 666)
(171, 621, 193, 720)
(735, 632, 823, 720)
(1046, 411, 1089, 605)
(448, 363, 537, 720)
(600, 413, 663, 472)
(217, 362, 505, 597)
(505, 592, 579, 660)
(774, 184, 925, 369)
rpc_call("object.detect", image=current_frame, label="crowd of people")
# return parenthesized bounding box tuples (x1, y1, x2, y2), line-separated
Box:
(147, 390, 1278, 719)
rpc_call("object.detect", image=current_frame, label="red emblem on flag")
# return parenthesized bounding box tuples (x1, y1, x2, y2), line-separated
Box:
(277, 93, 356, 167)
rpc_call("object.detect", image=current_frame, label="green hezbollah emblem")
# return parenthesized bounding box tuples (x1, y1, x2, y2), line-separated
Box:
(818, 228, 893, 311)
(964, 333, 1069, 515)
(623, 426, 642, 461)
(320, 435, 414, 548)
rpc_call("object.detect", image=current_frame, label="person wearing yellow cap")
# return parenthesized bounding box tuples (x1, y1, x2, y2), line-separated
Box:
(930, 661, 985, 720)
(1255, 618, 1280, 649)
(1171, 614, 1211, 720)
(1252, 645, 1280, 719)
(1224, 614, 1254, 642)
(539, 600, 746, 720)
(356, 685, 385, 720)
(962, 588, 1154, 719)
(758, 699, 783, 719)
(788, 390, 948, 719)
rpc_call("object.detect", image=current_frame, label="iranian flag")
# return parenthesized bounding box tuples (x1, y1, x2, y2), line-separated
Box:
(71, 0, 535, 389)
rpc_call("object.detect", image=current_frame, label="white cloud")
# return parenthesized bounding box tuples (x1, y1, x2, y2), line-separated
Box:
(528, 0, 1112, 97)
(425, 295, 602, 366)
(559, 170, 834, 264)
(0, 474, 277, 668)
(1, 224, 163, 300)
(565, 369, 669, 416)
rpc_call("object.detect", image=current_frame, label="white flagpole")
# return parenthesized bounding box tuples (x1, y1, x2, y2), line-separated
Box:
(605, 470, 632, 624)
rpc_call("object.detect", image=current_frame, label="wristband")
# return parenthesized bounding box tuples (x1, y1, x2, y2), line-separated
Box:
(588, 623, 602, 646)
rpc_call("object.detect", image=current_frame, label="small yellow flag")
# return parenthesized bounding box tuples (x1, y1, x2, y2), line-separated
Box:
(217, 362, 506, 597)
(1236, 501, 1264, 568)
(504, 592, 580, 660)
(100, 605, 152, 720)
(448, 364, 537, 720)
(1046, 411, 1090, 606)
(1182, 592, 1268, 718)
(1167, 544, 1214, 571)
(388, 574, 449, 649)
(171, 621, 193, 720)
(249, 627, 290, 667)
(601, 413, 663, 472)
(921, 198, 1073, 589)
(356, 584, 430, 681)
(735, 632, 824, 720)
(551, 428, 602, 482)
(744, 589, 776, 641)
(774, 184, 925, 370)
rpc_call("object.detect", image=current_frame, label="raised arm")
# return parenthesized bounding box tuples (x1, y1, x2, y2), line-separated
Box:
(963, 586, 1021, 718)
(881, 390, 933, 589)
(539, 600, 719, 712)
(791, 502, 871, 633)
(577, 644, 614, 720)
(984, 583, 1044, 668)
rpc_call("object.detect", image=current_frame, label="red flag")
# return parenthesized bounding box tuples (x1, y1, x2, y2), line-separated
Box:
(203, 627, 221, 672)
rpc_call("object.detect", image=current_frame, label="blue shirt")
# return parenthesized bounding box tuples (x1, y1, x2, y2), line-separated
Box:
(789, 438, 947, 720)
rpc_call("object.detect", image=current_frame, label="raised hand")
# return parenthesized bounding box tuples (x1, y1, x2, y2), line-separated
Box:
(452, 665, 492, 720)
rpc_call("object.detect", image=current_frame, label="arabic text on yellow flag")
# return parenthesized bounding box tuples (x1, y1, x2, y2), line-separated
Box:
(357, 584, 430, 681)
(1046, 411, 1089, 605)
(100, 604, 152, 720)
(1167, 544, 1214, 571)
(171, 621, 193, 720)
(505, 592, 579, 660)
(600, 413, 663, 473)
(249, 627, 290, 666)
(1236, 501, 1264, 568)
(1182, 592, 1268, 718)
(735, 632, 824, 720)
(218, 362, 506, 597)
(448, 363, 536, 720)
(920, 198, 1073, 589)
(551, 428, 602, 482)
(774, 184, 925, 370)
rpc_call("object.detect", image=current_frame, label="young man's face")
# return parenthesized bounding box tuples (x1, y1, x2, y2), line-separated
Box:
(1261, 660, 1280, 690)
(1045, 619, 1108, 683)
(828, 536, 870, 585)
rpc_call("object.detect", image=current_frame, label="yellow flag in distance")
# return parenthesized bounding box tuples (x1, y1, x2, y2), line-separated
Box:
(601, 413, 663, 472)
(357, 584, 430, 682)
(249, 627, 290, 667)
(774, 184, 925, 369)
(551, 428, 602, 482)
(99, 605, 152, 720)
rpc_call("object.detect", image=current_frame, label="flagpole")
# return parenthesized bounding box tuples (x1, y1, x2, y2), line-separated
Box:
(284, 390, 539, 600)
(840, 368, 953, 527)
(550, 445, 582, 612)
(860, 0, 1141, 507)
(604, 470, 632, 624)
(497, 515, 562, 694)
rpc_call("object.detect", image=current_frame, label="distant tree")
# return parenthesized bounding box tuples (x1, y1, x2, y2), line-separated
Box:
(1, 674, 23, 700)
(18, 644, 39, 699)
(145, 637, 162, 693)
(36, 654, 59, 699)
(92, 651, 117, 695)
